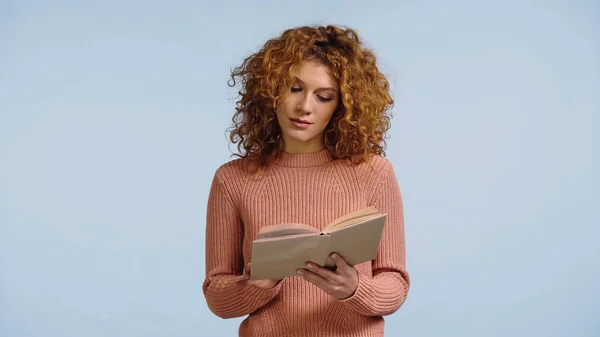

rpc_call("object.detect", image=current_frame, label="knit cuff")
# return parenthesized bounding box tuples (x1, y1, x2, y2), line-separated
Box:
(337, 272, 408, 316)
(338, 272, 372, 310)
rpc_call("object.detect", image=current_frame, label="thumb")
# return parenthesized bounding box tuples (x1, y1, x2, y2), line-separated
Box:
(330, 253, 349, 270)
(244, 262, 252, 278)
(239, 263, 252, 284)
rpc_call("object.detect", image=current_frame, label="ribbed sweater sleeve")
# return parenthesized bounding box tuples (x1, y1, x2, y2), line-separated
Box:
(339, 160, 410, 316)
(202, 168, 282, 319)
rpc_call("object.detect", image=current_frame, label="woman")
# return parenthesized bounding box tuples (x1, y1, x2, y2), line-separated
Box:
(203, 24, 410, 336)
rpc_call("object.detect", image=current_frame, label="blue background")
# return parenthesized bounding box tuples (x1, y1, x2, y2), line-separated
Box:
(1, 1, 598, 336)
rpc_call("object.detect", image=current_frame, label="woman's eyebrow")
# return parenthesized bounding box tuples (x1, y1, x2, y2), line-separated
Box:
(293, 76, 338, 92)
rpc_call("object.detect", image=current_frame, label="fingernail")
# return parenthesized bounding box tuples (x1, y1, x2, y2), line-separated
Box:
(306, 263, 313, 269)
(297, 269, 303, 275)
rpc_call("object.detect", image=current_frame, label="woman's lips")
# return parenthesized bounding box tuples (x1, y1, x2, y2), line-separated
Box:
(289, 118, 312, 129)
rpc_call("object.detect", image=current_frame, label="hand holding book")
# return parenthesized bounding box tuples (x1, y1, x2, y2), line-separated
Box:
(242, 262, 282, 289)
(297, 252, 359, 300)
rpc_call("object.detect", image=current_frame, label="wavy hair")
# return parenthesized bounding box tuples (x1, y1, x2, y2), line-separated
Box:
(227, 24, 394, 169)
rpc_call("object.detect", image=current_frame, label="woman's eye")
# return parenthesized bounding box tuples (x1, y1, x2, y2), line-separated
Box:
(317, 95, 333, 102)
(290, 87, 302, 93)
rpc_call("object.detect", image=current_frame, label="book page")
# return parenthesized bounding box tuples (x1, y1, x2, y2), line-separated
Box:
(257, 223, 320, 239)
(323, 206, 379, 232)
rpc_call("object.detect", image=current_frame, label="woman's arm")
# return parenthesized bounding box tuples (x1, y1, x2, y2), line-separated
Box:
(202, 169, 282, 319)
(338, 160, 410, 316)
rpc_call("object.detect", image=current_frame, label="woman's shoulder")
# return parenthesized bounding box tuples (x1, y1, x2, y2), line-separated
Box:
(365, 153, 393, 169)
(212, 156, 271, 183)
(213, 157, 247, 178)
(335, 153, 394, 174)
(330, 153, 396, 188)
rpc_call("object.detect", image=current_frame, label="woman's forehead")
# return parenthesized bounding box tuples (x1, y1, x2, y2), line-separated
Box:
(292, 60, 339, 90)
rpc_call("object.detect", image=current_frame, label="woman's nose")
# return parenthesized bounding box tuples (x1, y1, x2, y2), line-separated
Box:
(296, 94, 312, 114)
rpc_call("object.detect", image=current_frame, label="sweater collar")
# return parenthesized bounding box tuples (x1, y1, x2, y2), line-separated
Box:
(269, 148, 333, 167)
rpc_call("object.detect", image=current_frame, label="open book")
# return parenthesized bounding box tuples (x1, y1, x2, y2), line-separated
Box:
(249, 206, 387, 280)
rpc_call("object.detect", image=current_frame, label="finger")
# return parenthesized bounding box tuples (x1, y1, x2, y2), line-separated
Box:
(305, 262, 338, 280)
(297, 268, 330, 290)
(241, 263, 251, 281)
(330, 253, 351, 273)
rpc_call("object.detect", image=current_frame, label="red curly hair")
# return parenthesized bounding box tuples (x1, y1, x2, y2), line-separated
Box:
(227, 24, 394, 168)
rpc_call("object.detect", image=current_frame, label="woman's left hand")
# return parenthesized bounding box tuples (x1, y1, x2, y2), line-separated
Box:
(298, 253, 358, 300)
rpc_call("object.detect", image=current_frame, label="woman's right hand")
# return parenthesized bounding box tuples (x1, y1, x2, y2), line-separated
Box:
(243, 263, 282, 289)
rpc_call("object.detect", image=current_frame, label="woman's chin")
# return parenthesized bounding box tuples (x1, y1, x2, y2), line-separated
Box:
(283, 131, 315, 143)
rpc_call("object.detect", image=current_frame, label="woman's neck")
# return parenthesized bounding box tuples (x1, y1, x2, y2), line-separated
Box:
(269, 148, 333, 167)
(280, 137, 325, 154)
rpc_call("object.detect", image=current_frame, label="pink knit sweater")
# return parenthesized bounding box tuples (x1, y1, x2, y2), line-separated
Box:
(202, 149, 410, 336)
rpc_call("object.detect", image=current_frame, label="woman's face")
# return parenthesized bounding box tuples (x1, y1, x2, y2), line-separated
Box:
(276, 59, 339, 154)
